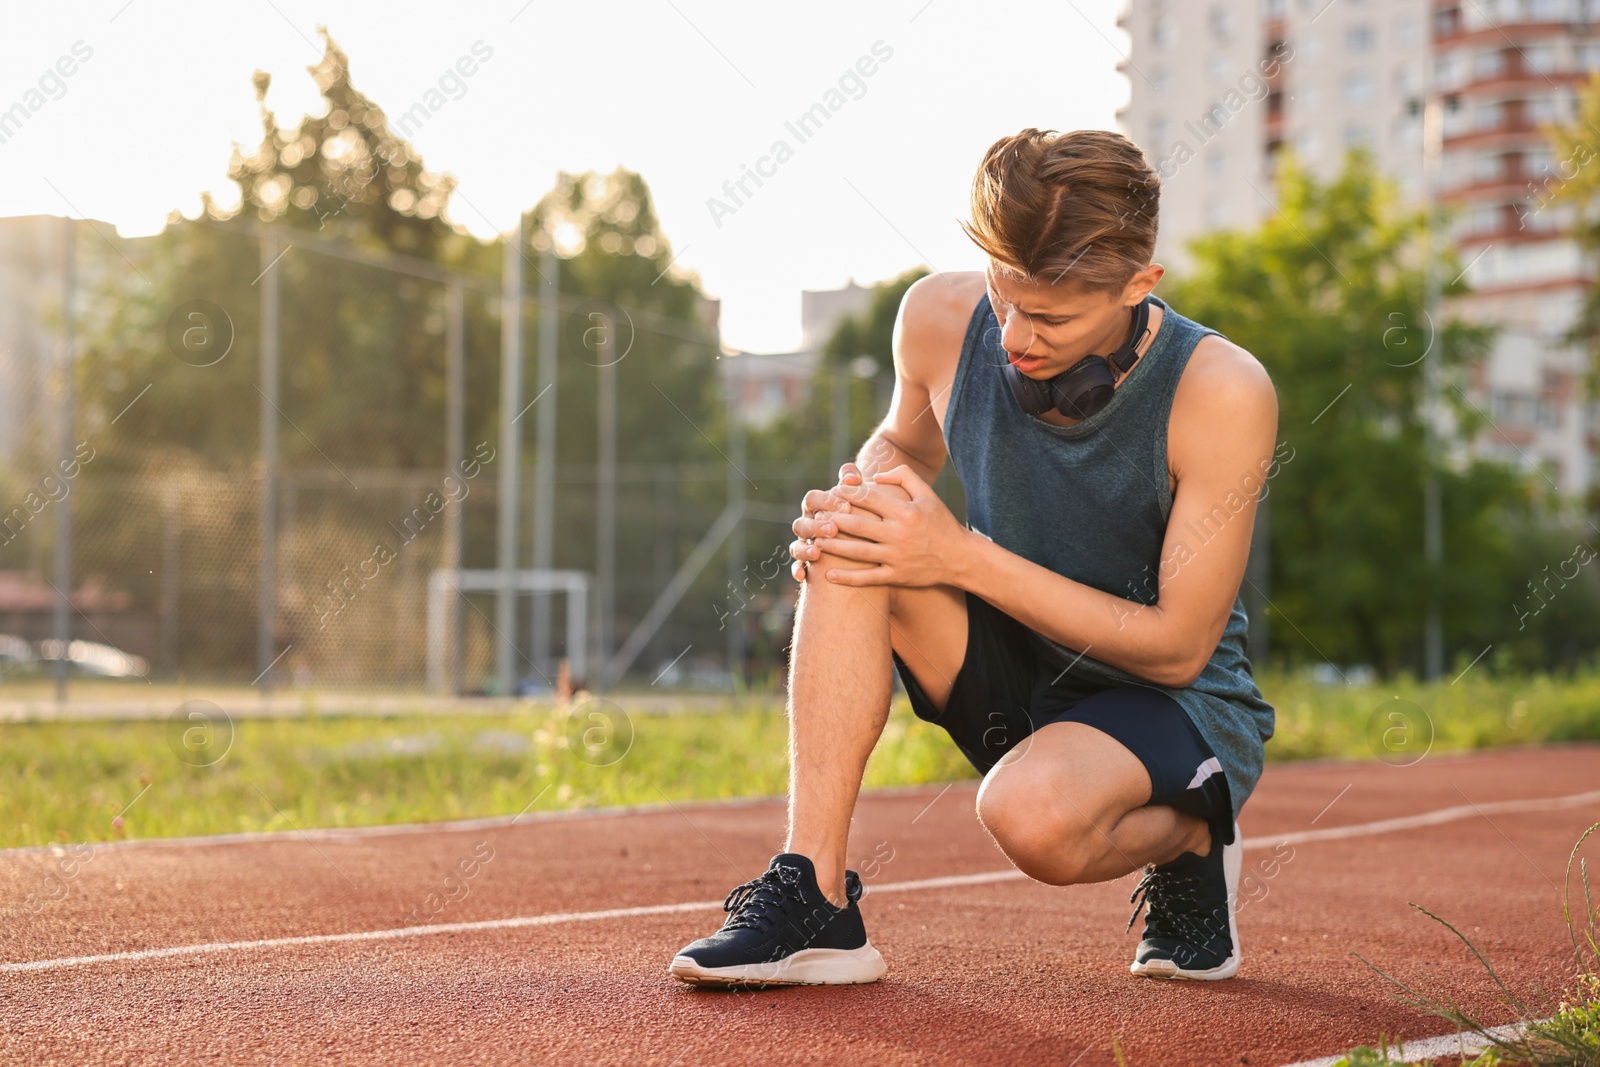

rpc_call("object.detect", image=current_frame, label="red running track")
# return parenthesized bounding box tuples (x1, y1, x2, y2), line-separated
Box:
(2, 744, 1598, 1066)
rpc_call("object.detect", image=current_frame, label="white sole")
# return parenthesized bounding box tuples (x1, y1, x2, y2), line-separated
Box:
(1130, 820, 1243, 982)
(669, 942, 887, 987)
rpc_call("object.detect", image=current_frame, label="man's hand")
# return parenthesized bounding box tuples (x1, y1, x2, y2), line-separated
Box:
(788, 463, 867, 582)
(805, 465, 968, 588)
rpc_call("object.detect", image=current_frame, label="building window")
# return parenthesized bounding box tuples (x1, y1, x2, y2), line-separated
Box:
(1472, 151, 1505, 182)
(1523, 145, 1555, 177)
(1491, 391, 1539, 427)
(1209, 7, 1233, 40)
(1393, 117, 1422, 151)
(1395, 17, 1419, 48)
(1209, 53, 1233, 84)
(1522, 44, 1559, 74)
(1265, 0, 1286, 17)
(1346, 25, 1375, 53)
(1529, 0, 1577, 19)
(1152, 18, 1177, 48)
(1464, 203, 1504, 235)
(1344, 123, 1374, 147)
(1207, 147, 1228, 174)
(1436, 54, 1464, 91)
(1149, 115, 1169, 151)
(1343, 71, 1375, 104)
(1204, 198, 1228, 228)
(1527, 92, 1577, 125)
(1151, 66, 1170, 93)
(1472, 49, 1507, 80)
(1520, 201, 1568, 231)
(1473, 100, 1504, 131)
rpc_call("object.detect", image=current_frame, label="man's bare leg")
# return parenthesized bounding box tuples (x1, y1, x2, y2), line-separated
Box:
(782, 567, 891, 907)
(783, 495, 967, 908)
(975, 721, 1212, 886)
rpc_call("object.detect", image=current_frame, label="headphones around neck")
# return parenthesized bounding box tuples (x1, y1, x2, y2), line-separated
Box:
(1002, 297, 1153, 421)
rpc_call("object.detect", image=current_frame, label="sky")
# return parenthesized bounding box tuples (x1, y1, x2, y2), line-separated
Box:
(0, 0, 1129, 354)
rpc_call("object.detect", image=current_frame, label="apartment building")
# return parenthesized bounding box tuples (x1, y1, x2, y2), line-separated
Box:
(1117, 0, 1599, 496)
(721, 280, 875, 427)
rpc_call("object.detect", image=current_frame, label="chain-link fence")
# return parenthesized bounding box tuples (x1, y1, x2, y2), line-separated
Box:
(0, 216, 872, 699)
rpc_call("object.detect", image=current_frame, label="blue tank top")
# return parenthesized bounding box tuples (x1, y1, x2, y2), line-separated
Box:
(944, 292, 1276, 823)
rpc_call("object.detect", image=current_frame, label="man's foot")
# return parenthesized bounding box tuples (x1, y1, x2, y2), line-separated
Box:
(1126, 820, 1242, 980)
(668, 853, 887, 987)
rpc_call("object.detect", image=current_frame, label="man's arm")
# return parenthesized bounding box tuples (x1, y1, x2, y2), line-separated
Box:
(854, 274, 974, 481)
(790, 274, 978, 575)
(956, 337, 1279, 687)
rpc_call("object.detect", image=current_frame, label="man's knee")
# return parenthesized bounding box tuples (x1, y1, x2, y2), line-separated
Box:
(802, 478, 916, 586)
(975, 758, 1101, 886)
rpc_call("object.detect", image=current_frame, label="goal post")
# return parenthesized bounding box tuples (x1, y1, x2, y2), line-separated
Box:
(427, 569, 589, 694)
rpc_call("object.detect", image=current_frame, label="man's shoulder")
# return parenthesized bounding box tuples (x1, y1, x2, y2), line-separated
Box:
(1176, 320, 1276, 414)
(896, 272, 988, 372)
(902, 270, 987, 322)
(1166, 312, 1278, 472)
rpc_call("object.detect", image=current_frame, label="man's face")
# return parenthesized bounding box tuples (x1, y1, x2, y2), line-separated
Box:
(985, 263, 1158, 378)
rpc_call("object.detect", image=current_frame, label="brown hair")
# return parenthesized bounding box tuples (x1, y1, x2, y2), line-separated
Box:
(960, 128, 1159, 292)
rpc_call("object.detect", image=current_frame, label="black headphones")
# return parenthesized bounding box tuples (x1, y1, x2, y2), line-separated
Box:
(1002, 297, 1152, 421)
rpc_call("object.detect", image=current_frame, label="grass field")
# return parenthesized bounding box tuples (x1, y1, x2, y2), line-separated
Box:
(3, 667, 1600, 849)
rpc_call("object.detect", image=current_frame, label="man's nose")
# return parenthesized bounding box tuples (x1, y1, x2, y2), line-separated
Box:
(1000, 310, 1034, 355)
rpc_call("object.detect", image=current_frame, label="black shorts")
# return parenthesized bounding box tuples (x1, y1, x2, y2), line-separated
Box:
(891, 590, 1234, 845)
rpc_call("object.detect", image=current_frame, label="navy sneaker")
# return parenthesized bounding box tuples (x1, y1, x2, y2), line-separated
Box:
(1127, 820, 1242, 980)
(668, 853, 886, 987)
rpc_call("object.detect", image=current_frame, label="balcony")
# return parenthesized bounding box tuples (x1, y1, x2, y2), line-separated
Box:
(1442, 101, 1571, 149)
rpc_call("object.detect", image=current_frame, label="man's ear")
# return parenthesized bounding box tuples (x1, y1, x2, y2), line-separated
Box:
(1123, 264, 1164, 305)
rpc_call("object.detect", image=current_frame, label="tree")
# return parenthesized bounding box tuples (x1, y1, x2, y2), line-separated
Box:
(1164, 151, 1533, 676)
(1546, 71, 1600, 403)
(80, 29, 486, 472)
(61, 32, 727, 682)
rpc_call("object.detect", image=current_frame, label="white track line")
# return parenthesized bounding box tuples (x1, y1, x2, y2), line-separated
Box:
(4, 788, 1598, 976)
(1261, 788, 1600, 848)
(0, 901, 716, 975)
(1274, 1021, 1534, 1067)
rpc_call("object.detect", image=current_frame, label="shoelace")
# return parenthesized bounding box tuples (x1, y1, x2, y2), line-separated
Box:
(1125, 865, 1202, 938)
(722, 865, 807, 932)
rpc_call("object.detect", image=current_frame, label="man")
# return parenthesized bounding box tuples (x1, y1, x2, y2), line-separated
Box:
(669, 128, 1279, 986)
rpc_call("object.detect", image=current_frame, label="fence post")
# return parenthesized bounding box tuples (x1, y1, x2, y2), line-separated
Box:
(725, 375, 745, 687)
(496, 221, 523, 695)
(652, 467, 673, 672)
(832, 368, 850, 472)
(532, 244, 559, 679)
(160, 485, 180, 678)
(257, 227, 280, 690)
(445, 279, 465, 695)
(597, 314, 617, 686)
(53, 217, 75, 702)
